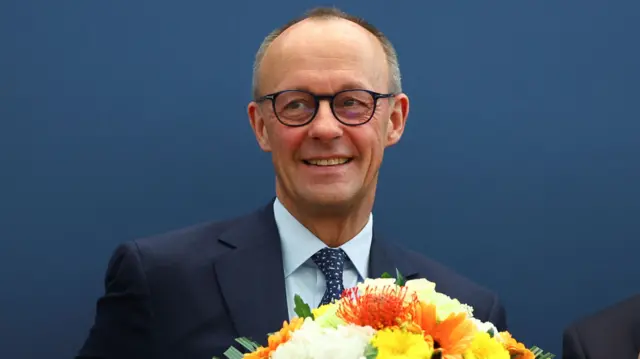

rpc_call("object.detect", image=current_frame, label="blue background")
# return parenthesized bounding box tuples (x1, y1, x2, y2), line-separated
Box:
(1, 1, 639, 357)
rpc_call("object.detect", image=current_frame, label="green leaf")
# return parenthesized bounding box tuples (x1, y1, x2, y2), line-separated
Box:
(487, 327, 495, 338)
(529, 346, 555, 359)
(222, 346, 244, 359)
(380, 272, 393, 279)
(294, 294, 314, 319)
(395, 268, 406, 286)
(363, 343, 378, 359)
(213, 337, 263, 359)
(235, 337, 260, 352)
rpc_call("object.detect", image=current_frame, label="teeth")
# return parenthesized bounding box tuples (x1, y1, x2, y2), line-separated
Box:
(307, 158, 350, 166)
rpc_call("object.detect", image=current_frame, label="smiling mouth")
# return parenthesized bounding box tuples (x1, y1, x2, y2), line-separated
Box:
(303, 158, 352, 166)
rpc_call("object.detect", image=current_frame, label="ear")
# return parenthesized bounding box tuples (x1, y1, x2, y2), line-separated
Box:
(247, 102, 272, 152)
(385, 93, 410, 147)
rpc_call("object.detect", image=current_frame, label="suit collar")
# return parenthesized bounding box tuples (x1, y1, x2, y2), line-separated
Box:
(273, 197, 373, 281)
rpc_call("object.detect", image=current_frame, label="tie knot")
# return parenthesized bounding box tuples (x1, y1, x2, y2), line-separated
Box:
(311, 247, 346, 280)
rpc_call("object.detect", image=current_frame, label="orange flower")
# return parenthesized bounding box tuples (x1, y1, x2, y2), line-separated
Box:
(410, 302, 477, 359)
(337, 285, 416, 330)
(499, 331, 535, 359)
(409, 301, 438, 333)
(243, 317, 304, 359)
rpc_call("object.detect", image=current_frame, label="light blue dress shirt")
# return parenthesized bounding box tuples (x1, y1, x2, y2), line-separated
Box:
(272, 197, 373, 320)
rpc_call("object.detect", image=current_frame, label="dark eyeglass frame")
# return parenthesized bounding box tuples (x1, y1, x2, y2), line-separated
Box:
(254, 88, 397, 127)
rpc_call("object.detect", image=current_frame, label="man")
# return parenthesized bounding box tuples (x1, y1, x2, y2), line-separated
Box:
(562, 294, 640, 359)
(77, 7, 507, 359)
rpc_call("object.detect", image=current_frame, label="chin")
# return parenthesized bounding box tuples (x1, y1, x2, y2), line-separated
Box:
(299, 187, 360, 209)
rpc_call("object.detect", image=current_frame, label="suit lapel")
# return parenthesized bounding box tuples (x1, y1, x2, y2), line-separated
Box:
(213, 202, 289, 345)
(369, 231, 420, 281)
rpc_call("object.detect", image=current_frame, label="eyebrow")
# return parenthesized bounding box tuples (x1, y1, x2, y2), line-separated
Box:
(284, 81, 374, 94)
(337, 81, 372, 91)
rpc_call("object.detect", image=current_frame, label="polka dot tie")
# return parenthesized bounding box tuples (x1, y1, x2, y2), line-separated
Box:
(311, 247, 347, 306)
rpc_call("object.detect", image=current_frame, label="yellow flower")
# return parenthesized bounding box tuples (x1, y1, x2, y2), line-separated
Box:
(312, 302, 344, 328)
(371, 328, 434, 359)
(312, 303, 334, 318)
(463, 331, 510, 359)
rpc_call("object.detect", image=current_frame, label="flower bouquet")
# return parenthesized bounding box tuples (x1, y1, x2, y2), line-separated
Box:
(214, 270, 553, 359)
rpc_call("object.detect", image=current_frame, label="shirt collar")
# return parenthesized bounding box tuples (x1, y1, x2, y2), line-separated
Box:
(273, 197, 372, 280)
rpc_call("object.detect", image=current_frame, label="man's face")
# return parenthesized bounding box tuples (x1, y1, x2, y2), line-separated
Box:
(248, 18, 409, 211)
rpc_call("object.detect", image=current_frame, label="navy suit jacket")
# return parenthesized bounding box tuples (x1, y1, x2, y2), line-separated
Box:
(562, 294, 640, 359)
(77, 200, 508, 359)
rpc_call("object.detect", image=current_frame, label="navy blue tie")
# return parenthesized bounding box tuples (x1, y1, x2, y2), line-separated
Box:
(311, 247, 347, 306)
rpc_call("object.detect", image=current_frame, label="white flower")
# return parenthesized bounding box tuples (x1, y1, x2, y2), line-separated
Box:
(271, 318, 375, 359)
(356, 278, 397, 294)
(405, 278, 436, 294)
(403, 278, 436, 304)
(416, 291, 475, 320)
(471, 318, 499, 337)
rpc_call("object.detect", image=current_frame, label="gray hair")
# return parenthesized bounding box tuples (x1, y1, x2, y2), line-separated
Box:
(251, 7, 402, 99)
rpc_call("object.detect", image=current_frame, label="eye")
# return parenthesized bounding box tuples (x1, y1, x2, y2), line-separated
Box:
(284, 101, 307, 110)
(342, 99, 359, 107)
(336, 97, 366, 108)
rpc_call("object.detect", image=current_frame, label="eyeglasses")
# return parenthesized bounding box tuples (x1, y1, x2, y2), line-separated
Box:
(255, 89, 396, 127)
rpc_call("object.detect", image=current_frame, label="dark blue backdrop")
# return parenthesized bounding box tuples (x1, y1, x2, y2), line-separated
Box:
(1, 1, 639, 357)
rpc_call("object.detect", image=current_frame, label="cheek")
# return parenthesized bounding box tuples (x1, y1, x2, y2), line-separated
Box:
(347, 124, 385, 158)
(268, 125, 306, 156)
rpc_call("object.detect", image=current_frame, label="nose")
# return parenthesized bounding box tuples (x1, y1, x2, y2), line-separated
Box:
(307, 101, 343, 141)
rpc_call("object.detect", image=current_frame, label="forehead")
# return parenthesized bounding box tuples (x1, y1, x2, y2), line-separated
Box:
(259, 18, 389, 94)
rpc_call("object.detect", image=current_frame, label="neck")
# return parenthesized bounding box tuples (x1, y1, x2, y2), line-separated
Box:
(275, 184, 375, 248)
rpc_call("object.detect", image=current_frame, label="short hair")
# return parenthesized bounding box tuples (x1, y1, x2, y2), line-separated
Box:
(251, 7, 402, 99)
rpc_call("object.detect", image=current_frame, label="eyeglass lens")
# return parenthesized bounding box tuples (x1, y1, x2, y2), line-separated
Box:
(274, 90, 375, 125)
